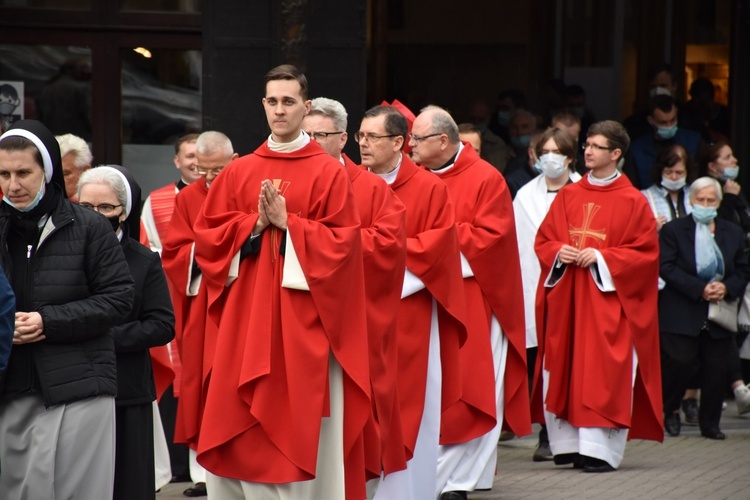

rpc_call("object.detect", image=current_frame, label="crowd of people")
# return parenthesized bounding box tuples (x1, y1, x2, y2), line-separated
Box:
(0, 61, 748, 500)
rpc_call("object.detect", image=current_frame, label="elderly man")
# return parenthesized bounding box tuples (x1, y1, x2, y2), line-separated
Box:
(302, 98, 408, 483)
(56, 133, 92, 200)
(161, 131, 237, 498)
(356, 104, 466, 499)
(410, 105, 530, 500)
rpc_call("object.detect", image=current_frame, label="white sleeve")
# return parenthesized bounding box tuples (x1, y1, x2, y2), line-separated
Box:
(544, 252, 567, 287)
(589, 249, 616, 292)
(187, 242, 202, 296)
(281, 231, 310, 291)
(401, 268, 426, 298)
(460, 252, 474, 278)
(141, 196, 163, 255)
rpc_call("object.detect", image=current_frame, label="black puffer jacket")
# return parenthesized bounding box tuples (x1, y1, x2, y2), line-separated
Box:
(0, 196, 135, 407)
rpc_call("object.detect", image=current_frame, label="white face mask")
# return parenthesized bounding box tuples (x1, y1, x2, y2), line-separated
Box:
(538, 152, 569, 179)
(660, 176, 686, 192)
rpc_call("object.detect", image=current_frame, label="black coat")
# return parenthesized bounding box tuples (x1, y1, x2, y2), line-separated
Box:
(659, 216, 750, 338)
(113, 234, 175, 406)
(0, 196, 135, 407)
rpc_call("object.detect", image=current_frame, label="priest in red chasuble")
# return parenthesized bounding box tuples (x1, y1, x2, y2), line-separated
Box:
(533, 120, 663, 474)
(357, 105, 468, 500)
(192, 65, 371, 500)
(411, 106, 531, 499)
(302, 98, 409, 482)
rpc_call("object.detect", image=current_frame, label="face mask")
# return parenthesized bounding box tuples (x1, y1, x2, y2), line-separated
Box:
(691, 205, 717, 224)
(106, 215, 122, 232)
(511, 135, 531, 149)
(533, 158, 543, 173)
(497, 111, 511, 127)
(661, 176, 686, 191)
(655, 124, 678, 140)
(539, 153, 568, 179)
(649, 86, 672, 98)
(3, 177, 46, 213)
(719, 166, 739, 181)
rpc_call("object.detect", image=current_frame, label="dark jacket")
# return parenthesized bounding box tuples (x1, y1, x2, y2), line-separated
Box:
(0, 267, 13, 372)
(659, 216, 750, 338)
(0, 196, 134, 407)
(114, 233, 174, 406)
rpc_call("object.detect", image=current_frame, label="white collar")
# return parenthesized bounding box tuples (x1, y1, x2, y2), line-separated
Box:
(267, 130, 310, 153)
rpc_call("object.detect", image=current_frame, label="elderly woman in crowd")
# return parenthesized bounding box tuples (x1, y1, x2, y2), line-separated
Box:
(0, 120, 134, 498)
(641, 144, 695, 230)
(513, 126, 582, 460)
(659, 177, 750, 440)
(77, 165, 175, 500)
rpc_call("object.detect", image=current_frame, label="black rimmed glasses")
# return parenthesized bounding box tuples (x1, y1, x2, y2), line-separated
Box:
(309, 131, 345, 141)
(408, 132, 442, 144)
(354, 132, 398, 143)
(79, 203, 122, 216)
(582, 142, 614, 152)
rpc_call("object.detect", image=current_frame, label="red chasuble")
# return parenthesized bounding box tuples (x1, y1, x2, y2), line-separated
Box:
(343, 154, 408, 478)
(433, 144, 531, 441)
(193, 141, 371, 499)
(387, 153, 468, 451)
(533, 173, 663, 442)
(161, 180, 212, 449)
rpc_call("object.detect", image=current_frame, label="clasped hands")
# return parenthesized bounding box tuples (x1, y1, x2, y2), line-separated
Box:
(702, 281, 727, 302)
(253, 179, 288, 235)
(558, 244, 597, 267)
(14, 311, 45, 345)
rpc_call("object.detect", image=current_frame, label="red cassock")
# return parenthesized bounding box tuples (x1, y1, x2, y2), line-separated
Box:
(434, 145, 532, 441)
(385, 153, 468, 452)
(193, 142, 371, 499)
(532, 174, 663, 442)
(343, 154, 408, 478)
(160, 180, 215, 449)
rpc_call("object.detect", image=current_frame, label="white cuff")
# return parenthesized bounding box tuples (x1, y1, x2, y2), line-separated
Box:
(590, 249, 615, 292)
(460, 252, 474, 278)
(281, 231, 310, 291)
(401, 268, 426, 298)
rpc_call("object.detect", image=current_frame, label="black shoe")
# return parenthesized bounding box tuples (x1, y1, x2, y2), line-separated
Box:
(439, 492, 468, 500)
(701, 428, 726, 440)
(171, 474, 192, 483)
(533, 440, 553, 462)
(553, 452, 585, 469)
(183, 482, 207, 497)
(681, 398, 699, 425)
(664, 412, 681, 436)
(583, 457, 615, 473)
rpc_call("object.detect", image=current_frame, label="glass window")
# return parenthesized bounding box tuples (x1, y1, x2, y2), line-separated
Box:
(121, 47, 201, 195)
(0, 0, 90, 8)
(0, 44, 92, 138)
(119, 0, 200, 13)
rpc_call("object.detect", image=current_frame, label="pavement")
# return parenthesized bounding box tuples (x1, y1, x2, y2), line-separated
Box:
(157, 400, 750, 500)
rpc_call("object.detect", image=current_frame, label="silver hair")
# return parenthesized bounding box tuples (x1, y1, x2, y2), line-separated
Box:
(196, 131, 234, 157)
(56, 134, 92, 169)
(309, 97, 348, 131)
(420, 105, 459, 144)
(689, 176, 723, 203)
(77, 165, 129, 216)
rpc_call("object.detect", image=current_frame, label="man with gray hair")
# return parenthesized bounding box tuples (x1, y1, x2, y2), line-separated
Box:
(56, 133, 92, 200)
(410, 105, 530, 499)
(161, 130, 237, 498)
(303, 98, 409, 483)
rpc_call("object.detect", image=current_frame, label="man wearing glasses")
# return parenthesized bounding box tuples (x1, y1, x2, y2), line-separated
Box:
(411, 105, 530, 500)
(160, 130, 237, 498)
(357, 104, 468, 500)
(533, 120, 663, 473)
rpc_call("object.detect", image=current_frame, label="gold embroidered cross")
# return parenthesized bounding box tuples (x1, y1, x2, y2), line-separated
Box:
(568, 202, 606, 250)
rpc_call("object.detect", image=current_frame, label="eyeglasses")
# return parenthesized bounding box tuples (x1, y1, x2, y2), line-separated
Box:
(308, 131, 344, 141)
(79, 203, 122, 216)
(354, 132, 398, 143)
(408, 132, 442, 144)
(582, 142, 615, 152)
(196, 166, 224, 176)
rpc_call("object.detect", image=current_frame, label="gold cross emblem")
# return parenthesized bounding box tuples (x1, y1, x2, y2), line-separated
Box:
(568, 202, 606, 250)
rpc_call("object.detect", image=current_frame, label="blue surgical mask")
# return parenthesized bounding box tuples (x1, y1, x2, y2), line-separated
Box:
(656, 124, 678, 140)
(691, 205, 717, 224)
(533, 158, 543, 173)
(719, 166, 739, 181)
(497, 111, 511, 127)
(3, 178, 46, 212)
(661, 176, 686, 192)
(511, 134, 531, 149)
